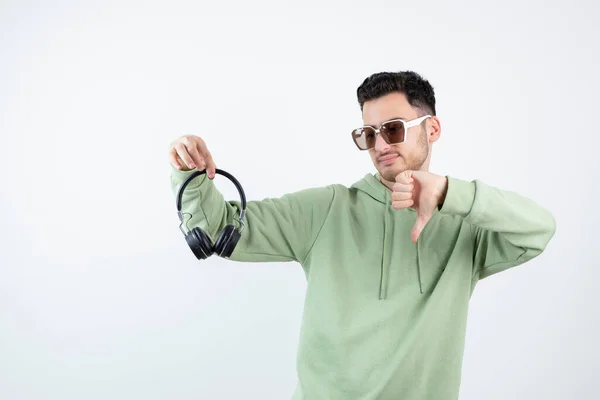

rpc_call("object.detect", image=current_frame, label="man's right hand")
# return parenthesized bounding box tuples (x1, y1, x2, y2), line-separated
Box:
(168, 135, 217, 179)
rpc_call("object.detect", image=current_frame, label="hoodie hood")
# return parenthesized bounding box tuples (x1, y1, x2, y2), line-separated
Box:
(350, 172, 423, 299)
(350, 172, 389, 204)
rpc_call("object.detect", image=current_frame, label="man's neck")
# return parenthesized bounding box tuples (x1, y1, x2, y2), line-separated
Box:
(380, 177, 394, 191)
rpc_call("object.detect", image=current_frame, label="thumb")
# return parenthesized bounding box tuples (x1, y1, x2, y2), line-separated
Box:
(411, 214, 429, 243)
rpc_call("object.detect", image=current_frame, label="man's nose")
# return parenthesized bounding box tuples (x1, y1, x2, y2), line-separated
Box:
(373, 133, 390, 153)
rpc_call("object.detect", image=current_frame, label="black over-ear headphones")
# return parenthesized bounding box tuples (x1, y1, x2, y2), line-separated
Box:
(176, 169, 247, 260)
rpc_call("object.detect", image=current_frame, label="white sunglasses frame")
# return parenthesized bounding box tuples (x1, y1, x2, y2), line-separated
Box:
(351, 115, 432, 150)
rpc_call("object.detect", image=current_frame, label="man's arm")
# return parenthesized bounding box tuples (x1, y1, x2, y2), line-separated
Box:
(439, 177, 556, 279)
(171, 166, 335, 264)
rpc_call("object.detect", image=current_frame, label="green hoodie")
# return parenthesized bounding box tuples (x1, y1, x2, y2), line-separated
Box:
(170, 167, 556, 400)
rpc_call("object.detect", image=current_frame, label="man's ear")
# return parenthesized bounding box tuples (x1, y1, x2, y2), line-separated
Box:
(428, 116, 441, 143)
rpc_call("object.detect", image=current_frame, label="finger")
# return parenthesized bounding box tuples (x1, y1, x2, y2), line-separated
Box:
(392, 182, 413, 193)
(391, 191, 412, 201)
(391, 199, 414, 210)
(168, 147, 182, 169)
(186, 143, 206, 172)
(395, 170, 414, 184)
(198, 144, 216, 179)
(174, 142, 196, 169)
(180, 136, 205, 169)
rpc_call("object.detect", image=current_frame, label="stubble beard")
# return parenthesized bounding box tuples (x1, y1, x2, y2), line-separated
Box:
(379, 128, 429, 182)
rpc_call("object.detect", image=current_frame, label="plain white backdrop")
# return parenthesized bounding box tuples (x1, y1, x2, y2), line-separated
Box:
(1, 0, 598, 399)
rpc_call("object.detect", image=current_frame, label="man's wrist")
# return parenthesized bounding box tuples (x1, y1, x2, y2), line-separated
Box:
(437, 176, 477, 217)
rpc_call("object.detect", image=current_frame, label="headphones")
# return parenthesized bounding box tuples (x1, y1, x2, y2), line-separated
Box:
(176, 168, 247, 260)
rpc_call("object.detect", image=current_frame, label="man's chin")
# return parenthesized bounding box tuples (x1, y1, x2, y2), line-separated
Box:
(377, 164, 405, 182)
(376, 157, 405, 182)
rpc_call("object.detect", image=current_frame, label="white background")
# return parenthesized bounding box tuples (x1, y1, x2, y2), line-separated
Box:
(1, 0, 598, 399)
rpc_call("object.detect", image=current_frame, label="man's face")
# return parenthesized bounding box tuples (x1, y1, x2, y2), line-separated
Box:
(361, 92, 439, 184)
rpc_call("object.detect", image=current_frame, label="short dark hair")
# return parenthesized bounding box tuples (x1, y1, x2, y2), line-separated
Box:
(356, 71, 436, 116)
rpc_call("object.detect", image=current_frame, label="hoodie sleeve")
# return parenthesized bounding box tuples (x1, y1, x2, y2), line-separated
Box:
(170, 166, 335, 264)
(438, 176, 556, 279)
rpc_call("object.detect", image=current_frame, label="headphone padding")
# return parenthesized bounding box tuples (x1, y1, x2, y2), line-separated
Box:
(187, 227, 214, 259)
(214, 224, 235, 257)
(220, 228, 241, 258)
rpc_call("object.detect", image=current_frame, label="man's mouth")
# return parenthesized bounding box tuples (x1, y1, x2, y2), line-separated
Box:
(377, 154, 399, 163)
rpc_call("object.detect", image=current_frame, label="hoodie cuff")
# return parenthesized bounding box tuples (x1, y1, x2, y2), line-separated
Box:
(438, 176, 476, 218)
(170, 165, 208, 189)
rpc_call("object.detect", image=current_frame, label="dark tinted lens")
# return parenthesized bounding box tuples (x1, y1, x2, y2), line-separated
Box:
(381, 121, 405, 144)
(352, 127, 376, 149)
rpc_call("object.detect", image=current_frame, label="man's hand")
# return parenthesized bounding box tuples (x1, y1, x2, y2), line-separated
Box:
(391, 170, 448, 242)
(168, 135, 217, 179)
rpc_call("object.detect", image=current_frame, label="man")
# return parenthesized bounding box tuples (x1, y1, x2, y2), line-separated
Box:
(168, 71, 556, 399)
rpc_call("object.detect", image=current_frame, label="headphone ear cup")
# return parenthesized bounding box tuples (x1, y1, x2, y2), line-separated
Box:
(214, 224, 237, 257)
(186, 227, 214, 259)
(221, 228, 241, 258)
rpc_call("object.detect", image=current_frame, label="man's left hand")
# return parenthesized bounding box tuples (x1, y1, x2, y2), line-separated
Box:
(391, 170, 448, 243)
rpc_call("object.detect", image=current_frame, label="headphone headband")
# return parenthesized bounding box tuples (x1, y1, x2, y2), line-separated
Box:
(176, 168, 247, 224)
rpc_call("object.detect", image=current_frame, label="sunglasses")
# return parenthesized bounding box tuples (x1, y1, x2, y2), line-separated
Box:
(351, 115, 431, 150)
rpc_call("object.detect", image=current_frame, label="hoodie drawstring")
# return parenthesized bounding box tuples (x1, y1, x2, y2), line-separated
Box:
(416, 238, 423, 294)
(360, 173, 424, 298)
(379, 203, 389, 300)
(379, 193, 424, 299)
